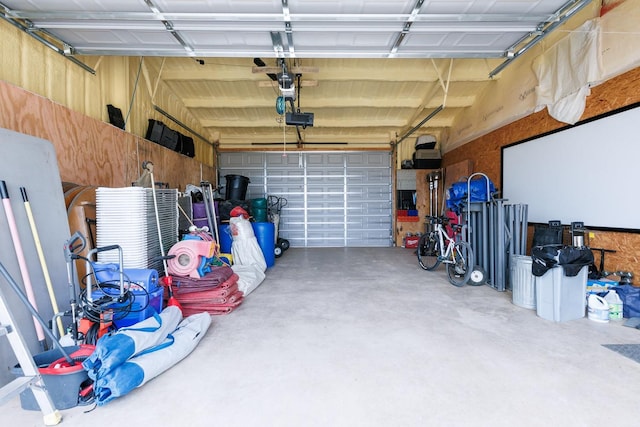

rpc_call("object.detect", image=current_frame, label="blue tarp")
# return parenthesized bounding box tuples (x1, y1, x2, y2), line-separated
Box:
(446, 178, 496, 214)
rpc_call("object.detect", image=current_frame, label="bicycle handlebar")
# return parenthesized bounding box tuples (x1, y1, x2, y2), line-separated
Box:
(426, 215, 448, 225)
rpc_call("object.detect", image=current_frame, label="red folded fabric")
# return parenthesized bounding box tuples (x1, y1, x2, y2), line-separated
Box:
(171, 269, 236, 294)
(180, 294, 244, 316)
(165, 268, 243, 316)
(181, 306, 233, 316)
(174, 282, 239, 304)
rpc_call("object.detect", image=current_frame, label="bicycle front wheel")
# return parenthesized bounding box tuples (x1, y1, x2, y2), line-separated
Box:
(417, 232, 440, 271)
(447, 241, 473, 287)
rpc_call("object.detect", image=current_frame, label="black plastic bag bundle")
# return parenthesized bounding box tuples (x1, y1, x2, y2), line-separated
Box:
(531, 245, 561, 276)
(531, 245, 593, 277)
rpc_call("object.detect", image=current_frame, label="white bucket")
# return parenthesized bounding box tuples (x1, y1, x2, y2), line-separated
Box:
(587, 294, 610, 323)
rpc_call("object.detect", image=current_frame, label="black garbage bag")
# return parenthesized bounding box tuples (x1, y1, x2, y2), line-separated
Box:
(558, 246, 594, 276)
(531, 245, 593, 277)
(531, 245, 561, 276)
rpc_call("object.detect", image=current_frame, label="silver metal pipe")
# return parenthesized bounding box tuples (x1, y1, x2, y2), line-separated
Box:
(497, 200, 505, 291)
(488, 200, 495, 289)
(481, 201, 489, 276)
(506, 204, 515, 258)
(522, 204, 529, 255)
(396, 105, 444, 146)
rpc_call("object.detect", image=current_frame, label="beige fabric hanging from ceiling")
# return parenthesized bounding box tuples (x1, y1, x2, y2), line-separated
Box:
(532, 19, 602, 124)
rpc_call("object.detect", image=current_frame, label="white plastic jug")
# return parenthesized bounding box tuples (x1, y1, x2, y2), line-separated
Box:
(588, 294, 610, 323)
(604, 291, 624, 320)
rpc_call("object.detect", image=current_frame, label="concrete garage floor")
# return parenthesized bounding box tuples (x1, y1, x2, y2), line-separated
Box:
(3, 247, 640, 426)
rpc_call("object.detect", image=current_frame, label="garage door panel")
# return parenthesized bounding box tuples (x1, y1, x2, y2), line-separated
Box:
(307, 152, 345, 166)
(279, 221, 305, 232)
(307, 177, 345, 186)
(347, 193, 390, 202)
(307, 214, 345, 223)
(347, 211, 392, 221)
(284, 237, 307, 247)
(306, 235, 344, 245)
(266, 152, 302, 166)
(219, 152, 265, 168)
(348, 169, 392, 183)
(347, 200, 391, 209)
(267, 170, 304, 182)
(306, 239, 342, 247)
(348, 228, 391, 239)
(346, 152, 389, 166)
(220, 151, 391, 247)
(279, 208, 304, 219)
(307, 191, 344, 202)
(348, 216, 392, 228)
(267, 188, 304, 199)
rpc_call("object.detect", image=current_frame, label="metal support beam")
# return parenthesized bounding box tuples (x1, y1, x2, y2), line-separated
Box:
(389, 0, 426, 57)
(489, 0, 593, 78)
(0, 6, 95, 74)
(153, 105, 214, 147)
(396, 105, 444, 146)
(143, 0, 194, 56)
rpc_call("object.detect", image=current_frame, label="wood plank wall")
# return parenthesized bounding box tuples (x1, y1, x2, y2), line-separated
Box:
(442, 66, 640, 279)
(0, 81, 216, 189)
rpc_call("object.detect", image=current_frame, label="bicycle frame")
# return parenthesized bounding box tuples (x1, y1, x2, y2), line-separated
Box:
(418, 215, 474, 287)
(431, 218, 461, 264)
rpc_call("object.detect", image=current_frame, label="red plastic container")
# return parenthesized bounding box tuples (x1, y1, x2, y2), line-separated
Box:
(405, 236, 420, 248)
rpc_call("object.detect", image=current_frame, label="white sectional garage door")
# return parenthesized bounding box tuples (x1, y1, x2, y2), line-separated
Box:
(219, 151, 392, 247)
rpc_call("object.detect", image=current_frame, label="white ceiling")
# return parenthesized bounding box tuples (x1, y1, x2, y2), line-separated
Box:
(1, 0, 593, 149)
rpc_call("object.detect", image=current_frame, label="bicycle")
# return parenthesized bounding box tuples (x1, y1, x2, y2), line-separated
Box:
(417, 215, 474, 287)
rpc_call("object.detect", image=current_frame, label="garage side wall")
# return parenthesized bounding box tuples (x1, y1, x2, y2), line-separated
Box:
(442, 66, 640, 277)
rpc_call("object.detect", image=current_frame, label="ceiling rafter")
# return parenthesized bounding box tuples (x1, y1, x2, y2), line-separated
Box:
(181, 96, 475, 110)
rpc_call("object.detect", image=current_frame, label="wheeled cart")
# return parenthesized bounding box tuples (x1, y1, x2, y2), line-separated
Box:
(267, 195, 290, 258)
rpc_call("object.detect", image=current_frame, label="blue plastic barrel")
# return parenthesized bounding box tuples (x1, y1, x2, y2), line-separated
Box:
(218, 224, 232, 254)
(252, 222, 275, 268)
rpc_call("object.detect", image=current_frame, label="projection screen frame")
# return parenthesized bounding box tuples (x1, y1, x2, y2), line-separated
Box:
(501, 102, 640, 234)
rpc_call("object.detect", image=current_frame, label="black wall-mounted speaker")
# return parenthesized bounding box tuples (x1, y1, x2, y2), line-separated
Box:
(146, 119, 165, 143)
(179, 134, 195, 157)
(159, 126, 179, 151)
(107, 104, 126, 129)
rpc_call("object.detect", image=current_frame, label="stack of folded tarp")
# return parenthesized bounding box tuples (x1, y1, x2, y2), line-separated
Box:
(169, 265, 244, 315)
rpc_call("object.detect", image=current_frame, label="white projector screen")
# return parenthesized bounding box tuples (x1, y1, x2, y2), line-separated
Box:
(502, 104, 640, 231)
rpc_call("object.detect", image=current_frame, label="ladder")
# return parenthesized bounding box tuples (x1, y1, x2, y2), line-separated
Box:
(0, 286, 62, 425)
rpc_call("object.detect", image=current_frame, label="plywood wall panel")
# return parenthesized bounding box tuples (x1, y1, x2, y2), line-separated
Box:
(394, 169, 443, 247)
(444, 159, 473, 192)
(442, 66, 640, 280)
(589, 230, 638, 277)
(0, 80, 215, 191)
